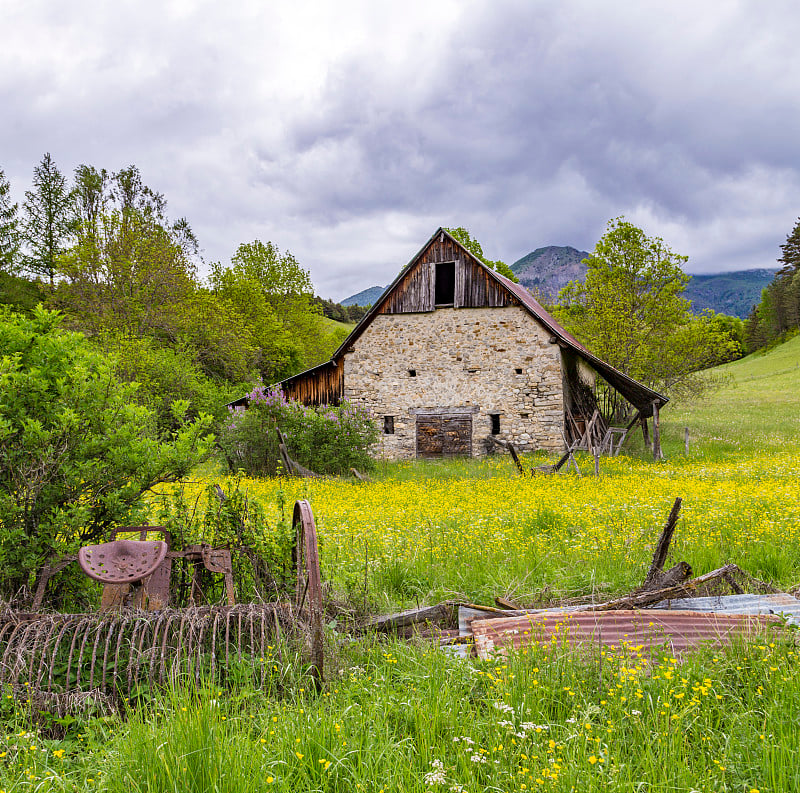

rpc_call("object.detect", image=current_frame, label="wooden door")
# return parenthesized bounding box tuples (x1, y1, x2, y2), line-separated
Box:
(416, 415, 472, 458)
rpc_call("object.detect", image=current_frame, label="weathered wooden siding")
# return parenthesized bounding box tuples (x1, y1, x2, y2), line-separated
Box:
(282, 359, 344, 406)
(380, 258, 434, 313)
(379, 235, 515, 315)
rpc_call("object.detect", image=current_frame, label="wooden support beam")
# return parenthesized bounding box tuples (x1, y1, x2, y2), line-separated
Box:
(641, 415, 651, 450)
(507, 442, 525, 475)
(652, 401, 663, 461)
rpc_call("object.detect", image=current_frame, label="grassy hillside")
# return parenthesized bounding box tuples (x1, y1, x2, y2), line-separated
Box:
(666, 333, 800, 454)
(319, 315, 355, 333)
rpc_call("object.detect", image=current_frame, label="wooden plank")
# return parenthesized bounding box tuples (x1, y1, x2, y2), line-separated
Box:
(643, 497, 683, 589)
(366, 602, 455, 632)
(507, 442, 525, 475)
(454, 258, 465, 308)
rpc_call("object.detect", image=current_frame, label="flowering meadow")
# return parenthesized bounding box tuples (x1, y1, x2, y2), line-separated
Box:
(1, 338, 798, 792)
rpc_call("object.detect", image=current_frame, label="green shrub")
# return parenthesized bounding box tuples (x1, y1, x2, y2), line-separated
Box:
(0, 306, 214, 602)
(219, 385, 378, 477)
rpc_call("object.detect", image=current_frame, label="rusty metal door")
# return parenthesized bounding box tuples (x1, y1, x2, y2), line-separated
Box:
(416, 415, 472, 458)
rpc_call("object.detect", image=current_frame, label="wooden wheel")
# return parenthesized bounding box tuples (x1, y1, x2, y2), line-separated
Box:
(292, 500, 323, 686)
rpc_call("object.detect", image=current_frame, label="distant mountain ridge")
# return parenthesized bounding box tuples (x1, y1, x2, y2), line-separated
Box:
(339, 249, 776, 318)
(341, 285, 385, 307)
(682, 270, 777, 318)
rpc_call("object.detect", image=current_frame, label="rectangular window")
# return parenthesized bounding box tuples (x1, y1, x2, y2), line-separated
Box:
(383, 416, 394, 434)
(490, 413, 500, 435)
(515, 368, 523, 375)
(408, 369, 417, 377)
(435, 261, 455, 305)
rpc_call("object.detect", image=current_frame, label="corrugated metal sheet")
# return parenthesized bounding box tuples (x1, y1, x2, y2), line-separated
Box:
(471, 609, 782, 660)
(652, 594, 800, 625)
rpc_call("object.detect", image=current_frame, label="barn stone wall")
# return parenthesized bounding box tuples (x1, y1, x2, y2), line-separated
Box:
(343, 306, 564, 459)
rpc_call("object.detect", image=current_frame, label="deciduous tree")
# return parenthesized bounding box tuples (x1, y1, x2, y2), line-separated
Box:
(557, 218, 739, 396)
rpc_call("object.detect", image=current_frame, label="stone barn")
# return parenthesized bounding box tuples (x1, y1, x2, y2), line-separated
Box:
(232, 228, 668, 460)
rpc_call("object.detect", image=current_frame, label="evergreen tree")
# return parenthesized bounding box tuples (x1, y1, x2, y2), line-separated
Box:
(22, 153, 73, 285)
(745, 217, 800, 351)
(0, 168, 20, 273)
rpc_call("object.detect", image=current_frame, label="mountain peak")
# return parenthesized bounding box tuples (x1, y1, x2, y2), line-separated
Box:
(511, 246, 589, 302)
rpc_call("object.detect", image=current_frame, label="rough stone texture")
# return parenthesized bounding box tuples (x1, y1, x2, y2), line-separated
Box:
(343, 306, 565, 459)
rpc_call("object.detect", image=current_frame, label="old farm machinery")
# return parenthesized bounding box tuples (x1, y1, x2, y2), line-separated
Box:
(0, 500, 323, 706)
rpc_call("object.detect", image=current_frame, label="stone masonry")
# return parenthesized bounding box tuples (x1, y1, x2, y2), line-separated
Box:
(343, 306, 565, 459)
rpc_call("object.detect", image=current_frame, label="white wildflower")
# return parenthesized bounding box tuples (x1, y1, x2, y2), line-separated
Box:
(423, 759, 447, 785)
(470, 754, 487, 764)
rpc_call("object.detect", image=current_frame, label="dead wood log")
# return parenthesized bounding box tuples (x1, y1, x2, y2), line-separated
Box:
(507, 443, 525, 475)
(494, 596, 519, 610)
(365, 602, 456, 633)
(350, 468, 373, 482)
(276, 428, 323, 478)
(580, 564, 741, 611)
(642, 497, 685, 590)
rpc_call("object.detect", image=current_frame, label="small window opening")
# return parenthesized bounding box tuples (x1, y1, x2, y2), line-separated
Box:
(408, 369, 417, 377)
(435, 261, 456, 305)
(515, 368, 523, 375)
(383, 416, 395, 434)
(520, 412, 530, 419)
(490, 413, 500, 435)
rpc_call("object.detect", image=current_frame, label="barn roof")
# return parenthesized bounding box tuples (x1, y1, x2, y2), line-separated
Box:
(228, 228, 668, 414)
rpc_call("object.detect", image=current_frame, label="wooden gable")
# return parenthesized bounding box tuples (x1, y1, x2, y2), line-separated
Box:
(378, 231, 515, 314)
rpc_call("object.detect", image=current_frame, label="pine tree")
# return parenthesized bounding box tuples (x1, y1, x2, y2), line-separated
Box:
(22, 153, 73, 285)
(0, 168, 19, 273)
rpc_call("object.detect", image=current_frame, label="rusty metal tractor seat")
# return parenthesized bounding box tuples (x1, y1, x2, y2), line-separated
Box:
(78, 539, 168, 584)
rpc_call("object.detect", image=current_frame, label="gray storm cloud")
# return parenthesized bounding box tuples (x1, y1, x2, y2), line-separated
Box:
(1, 0, 799, 299)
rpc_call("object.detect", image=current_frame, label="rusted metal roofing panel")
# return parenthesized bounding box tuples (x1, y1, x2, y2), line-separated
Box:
(652, 594, 800, 625)
(471, 609, 782, 660)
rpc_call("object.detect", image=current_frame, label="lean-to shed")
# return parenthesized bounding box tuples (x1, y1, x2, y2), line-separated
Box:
(230, 228, 667, 459)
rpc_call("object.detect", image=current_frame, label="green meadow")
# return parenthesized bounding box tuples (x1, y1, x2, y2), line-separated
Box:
(2, 338, 799, 793)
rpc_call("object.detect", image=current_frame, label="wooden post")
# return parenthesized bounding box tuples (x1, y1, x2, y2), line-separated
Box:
(684, 427, 690, 454)
(652, 401, 662, 461)
(593, 446, 600, 477)
(641, 416, 651, 450)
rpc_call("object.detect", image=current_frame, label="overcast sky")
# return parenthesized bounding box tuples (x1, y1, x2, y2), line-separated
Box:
(2, 0, 799, 300)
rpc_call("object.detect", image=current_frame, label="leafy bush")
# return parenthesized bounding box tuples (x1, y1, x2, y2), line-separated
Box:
(152, 476, 296, 602)
(0, 306, 214, 602)
(219, 384, 378, 477)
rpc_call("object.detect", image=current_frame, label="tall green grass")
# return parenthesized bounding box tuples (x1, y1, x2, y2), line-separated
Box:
(2, 338, 799, 792)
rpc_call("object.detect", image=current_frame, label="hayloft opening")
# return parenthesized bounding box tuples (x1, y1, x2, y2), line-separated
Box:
(435, 261, 455, 305)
